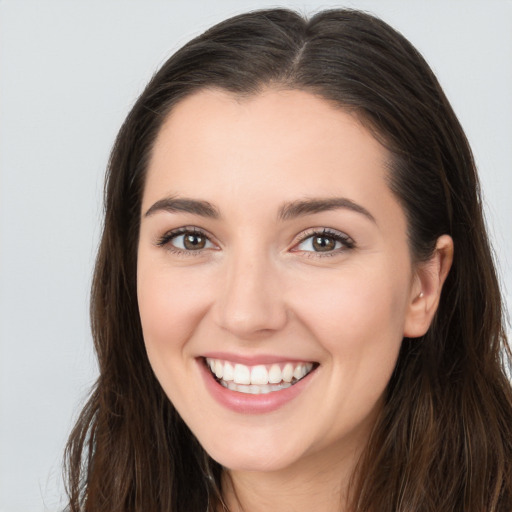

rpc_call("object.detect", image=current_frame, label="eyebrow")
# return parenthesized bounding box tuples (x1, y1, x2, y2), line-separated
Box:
(144, 197, 220, 219)
(278, 197, 376, 223)
(144, 195, 375, 224)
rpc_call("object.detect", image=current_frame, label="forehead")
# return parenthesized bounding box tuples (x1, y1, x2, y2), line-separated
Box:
(142, 88, 409, 250)
(145, 88, 392, 202)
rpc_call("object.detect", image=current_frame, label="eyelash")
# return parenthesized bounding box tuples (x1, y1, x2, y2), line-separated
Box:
(155, 227, 355, 257)
(156, 227, 214, 256)
(294, 228, 355, 257)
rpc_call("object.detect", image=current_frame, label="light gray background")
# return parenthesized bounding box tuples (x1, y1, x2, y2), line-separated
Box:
(0, 1, 511, 511)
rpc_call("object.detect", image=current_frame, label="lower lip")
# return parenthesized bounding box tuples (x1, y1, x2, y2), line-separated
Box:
(198, 359, 316, 414)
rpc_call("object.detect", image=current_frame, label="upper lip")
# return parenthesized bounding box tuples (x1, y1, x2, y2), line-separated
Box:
(200, 351, 317, 366)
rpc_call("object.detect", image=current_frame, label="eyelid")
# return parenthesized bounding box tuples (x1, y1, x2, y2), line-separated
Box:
(155, 226, 354, 257)
(291, 227, 355, 255)
(155, 226, 218, 255)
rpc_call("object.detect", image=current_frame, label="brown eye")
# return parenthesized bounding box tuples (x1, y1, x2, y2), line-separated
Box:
(294, 229, 354, 255)
(312, 235, 337, 252)
(183, 233, 207, 250)
(159, 229, 215, 252)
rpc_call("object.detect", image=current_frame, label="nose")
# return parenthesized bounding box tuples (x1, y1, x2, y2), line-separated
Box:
(213, 248, 288, 339)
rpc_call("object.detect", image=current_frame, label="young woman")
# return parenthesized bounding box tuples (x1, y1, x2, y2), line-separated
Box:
(64, 8, 512, 512)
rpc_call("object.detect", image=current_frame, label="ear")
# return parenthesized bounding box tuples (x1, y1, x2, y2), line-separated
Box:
(403, 234, 454, 338)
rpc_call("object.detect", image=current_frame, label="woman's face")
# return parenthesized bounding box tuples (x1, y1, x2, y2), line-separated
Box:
(137, 88, 422, 473)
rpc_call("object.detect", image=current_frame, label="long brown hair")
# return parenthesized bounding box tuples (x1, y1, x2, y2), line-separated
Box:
(64, 8, 512, 511)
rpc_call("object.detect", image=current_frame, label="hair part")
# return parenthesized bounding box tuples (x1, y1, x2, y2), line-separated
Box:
(64, 8, 512, 511)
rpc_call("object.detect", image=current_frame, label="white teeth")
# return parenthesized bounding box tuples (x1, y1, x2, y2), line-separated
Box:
(205, 358, 315, 391)
(233, 364, 251, 385)
(221, 380, 293, 394)
(293, 364, 306, 380)
(214, 359, 224, 379)
(268, 364, 282, 384)
(259, 384, 272, 394)
(250, 365, 268, 385)
(223, 362, 234, 381)
(282, 363, 294, 383)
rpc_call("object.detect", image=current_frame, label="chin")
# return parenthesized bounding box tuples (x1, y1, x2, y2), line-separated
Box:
(197, 429, 303, 473)
(209, 447, 300, 473)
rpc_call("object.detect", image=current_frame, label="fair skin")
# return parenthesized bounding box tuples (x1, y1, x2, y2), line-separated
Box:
(137, 88, 453, 511)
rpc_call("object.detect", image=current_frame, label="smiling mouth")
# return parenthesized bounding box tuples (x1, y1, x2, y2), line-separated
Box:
(204, 357, 318, 395)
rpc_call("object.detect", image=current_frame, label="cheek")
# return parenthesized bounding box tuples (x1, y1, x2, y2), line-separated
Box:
(136, 261, 212, 360)
(291, 263, 409, 378)
(136, 261, 215, 414)
(291, 267, 408, 435)
(299, 263, 407, 330)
